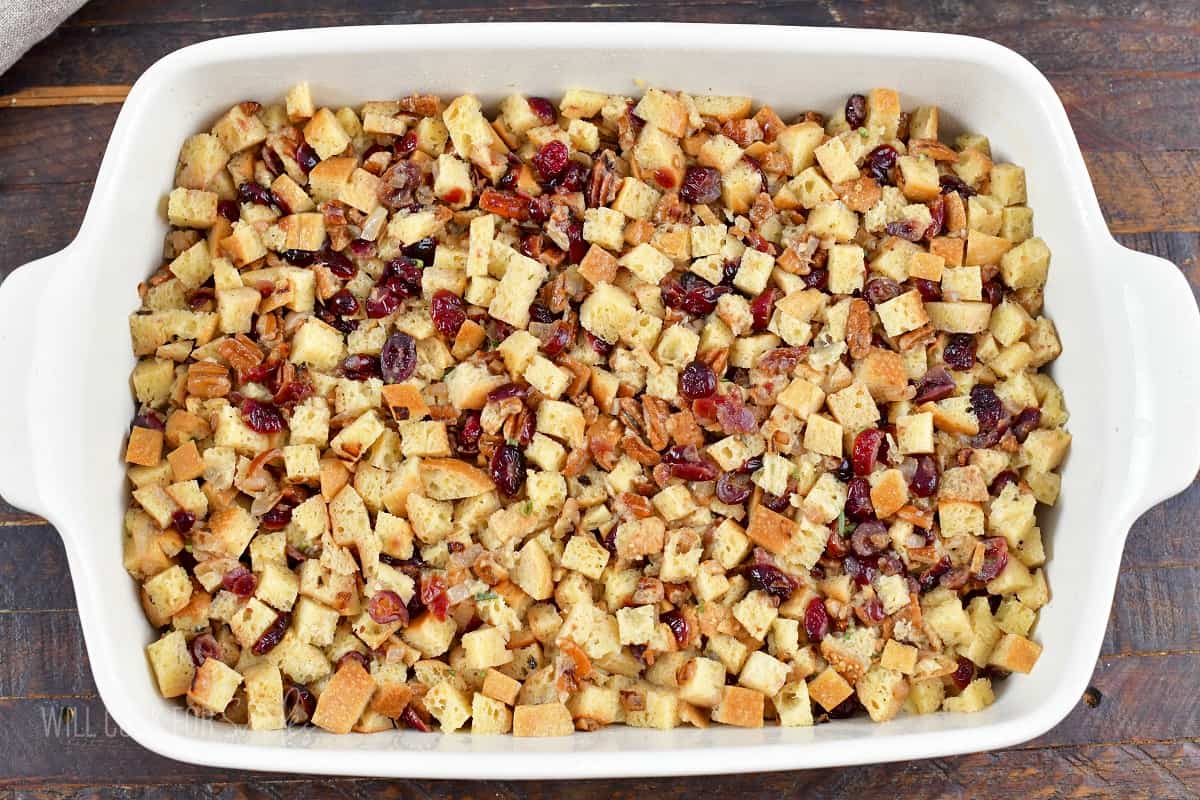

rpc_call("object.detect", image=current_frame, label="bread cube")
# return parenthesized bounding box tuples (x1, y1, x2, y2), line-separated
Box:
(290, 318, 346, 371)
(923, 594, 972, 648)
(536, 400, 586, 448)
(897, 155, 940, 201)
(990, 163, 1027, 206)
(523, 355, 572, 400)
(242, 662, 285, 731)
(711, 685, 764, 728)
(924, 300, 992, 334)
(738, 651, 790, 697)
(469, 692, 513, 735)
(942, 677, 994, 713)
(611, 176, 661, 220)
(660, 529, 703, 583)
(806, 200, 859, 242)
(583, 206, 626, 251)
(827, 381, 879, 433)
(1022, 428, 1071, 472)
(855, 665, 909, 722)
(187, 657, 243, 716)
(561, 534, 611, 580)
(907, 678, 946, 715)
(488, 250, 548, 329)
(211, 103, 267, 154)
(776, 121, 824, 175)
(616, 605, 657, 646)
(462, 626, 513, 671)
(774, 680, 815, 727)
(815, 136, 860, 184)
(807, 666, 854, 711)
(311, 661, 377, 734)
(402, 611, 458, 657)
(513, 702, 575, 737)
(880, 639, 919, 675)
(732, 589, 779, 640)
(146, 630, 195, 698)
(733, 247, 775, 296)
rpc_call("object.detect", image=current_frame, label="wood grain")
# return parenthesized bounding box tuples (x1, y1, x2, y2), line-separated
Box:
(0, 0, 1197, 794)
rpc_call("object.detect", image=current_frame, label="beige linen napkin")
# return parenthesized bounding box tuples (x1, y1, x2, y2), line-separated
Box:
(1, 0, 87, 75)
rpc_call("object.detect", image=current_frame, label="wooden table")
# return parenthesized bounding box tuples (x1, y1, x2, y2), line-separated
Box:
(1, 1, 1196, 796)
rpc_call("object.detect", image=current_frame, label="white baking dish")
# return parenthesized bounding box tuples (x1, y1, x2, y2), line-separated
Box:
(1, 22, 1197, 779)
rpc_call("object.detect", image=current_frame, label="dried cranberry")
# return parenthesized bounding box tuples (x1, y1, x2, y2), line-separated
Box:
(918, 556, 951, 592)
(679, 361, 717, 400)
(295, 142, 320, 174)
(671, 461, 718, 482)
(532, 140, 569, 179)
(317, 248, 356, 279)
(940, 174, 976, 198)
(279, 249, 315, 267)
(982, 279, 1006, 306)
(564, 217, 587, 262)
(553, 160, 590, 195)
(241, 399, 286, 433)
(365, 286, 400, 319)
(586, 331, 613, 357)
(910, 455, 939, 498)
(970, 384, 1007, 432)
(381, 257, 423, 296)
(258, 502, 293, 533)
(912, 277, 942, 301)
(863, 597, 887, 623)
(976, 537, 1009, 582)
(326, 288, 359, 317)
(845, 477, 875, 521)
(851, 520, 890, 557)
(399, 705, 432, 733)
(380, 332, 417, 383)
(714, 393, 757, 434)
(805, 597, 830, 642)
(749, 288, 777, 331)
(834, 458, 853, 482)
(885, 218, 925, 242)
(217, 199, 239, 222)
(222, 566, 257, 599)
(394, 130, 418, 157)
(456, 411, 483, 454)
(662, 609, 689, 647)
(284, 684, 316, 726)
(419, 574, 450, 621)
(826, 694, 863, 719)
(527, 96, 557, 125)
(171, 509, 196, 533)
(943, 333, 977, 371)
(925, 195, 946, 239)
(863, 277, 903, 308)
(877, 552, 904, 576)
(683, 284, 731, 316)
(487, 383, 528, 403)
(990, 470, 1019, 495)
(748, 563, 795, 601)
(763, 492, 792, 513)
(716, 471, 753, 504)
(431, 290, 466, 339)
(852, 429, 885, 476)
(402, 237, 438, 265)
(679, 166, 722, 204)
(237, 181, 274, 207)
(368, 590, 410, 626)
(863, 145, 899, 186)
(341, 354, 381, 381)
(802, 267, 829, 290)
(490, 443, 526, 497)
(912, 367, 957, 404)
(825, 531, 851, 558)
(951, 656, 975, 691)
(844, 553, 878, 587)
(529, 302, 558, 324)
(189, 633, 222, 666)
(1012, 407, 1041, 443)
(844, 94, 867, 129)
(337, 651, 370, 673)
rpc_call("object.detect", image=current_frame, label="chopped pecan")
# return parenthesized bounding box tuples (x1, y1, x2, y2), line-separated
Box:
(428, 404, 460, 423)
(908, 138, 959, 162)
(632, 577, 665, 605)
(897, 323, 936, 352)
(846, 298, 873, 359)
(652, 191, 688, 225)
(186, 362, 231, 399)
(621, 493, 655, 519)
(587, 417, 622, 471)
(618, 397, 645, 435)
(218, 334, 264, 374)
(621, 434, 661, 466)
(563, 447, 593, 478)
(753, 105, 785, 143)
(642, 396, 671, 451)
(748, 192, 776, 227)
(558, 356, 592, 399)
(667, 409, 706, 448)
(588, 149, 621, 208)
(398, 94, 442, 116)
(721, 118, 763, 148)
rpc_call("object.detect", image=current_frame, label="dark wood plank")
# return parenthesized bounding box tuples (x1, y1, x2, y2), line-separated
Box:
(0, 612, 92, 698)
(1124, 480, 1200, 567)
(0, 526, 74, 611)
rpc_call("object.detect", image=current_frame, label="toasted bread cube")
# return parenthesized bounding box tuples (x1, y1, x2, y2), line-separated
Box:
(697, 134, 745, 174)
(523, 355, 572, 400)
(402, 611, 457, 657)
(211, 103, 267, 154)
(675, 656, 725, 708)
(880, 639, 919, 675)
(710, 685, 764, 728)
(432, 153, 472, 208)
(302, 107, 351, 160)
(470, 692, 513, 735)
(869, 469, 908, 519)
(855, 665, 909, 722)
(1022, 428, 1071, 472)
(806, 200, 859, 242)
(289, 318, 346, 371)
(146, 630, 195, 698)
(241, 662, 285, 731)
(167, 187, 218, 229)
(690, 223, 727, 258)
(802, 472, 847, 524)
(611, 176, 661, 220)
(874, 289, 928, 338)
(582, 206, 626, 251)
(904, 677, 945, 715)
(732, 248, 775, 296)
(561, 532, 611, 581)
(126, 426, 164, 467)
(660, 529, 703, 583)
(923, 594, 973, 648)
(488, 250, 548, 329)
(732, 589, 779, 640)
(559, 88, 608, 119)
(827, 381, 879, 433)
(896, 155, 940, 201)
(143, 564, 192, 620)
(774, 680, 815, 727)
(512, 702, 574, 737)
(187, 657, 242, 715)
(1001, 205, 1034, 243)
(942, 677, 994, 713)
(618, 242, 673, 286)
(613, 604, 655, 646)
(738, 651, 790, 697)
(924, 301, 992, 334)
(776, 121, 824, 175)
(653, 484, 698, 523)
(536, 400, 586, 448)
(815, 136, 860, 184)
(808, 666, 854, 711)
(895, 412, 934, 454)
(311, 661, 377, 734)
(175, 132, 229, 189)
(990, 163, 1027, 206)
(463, 624, 515, 672)
(778, 377, 826, 420)
(482, 668, 522, 705)
(283, 82, 315, 121)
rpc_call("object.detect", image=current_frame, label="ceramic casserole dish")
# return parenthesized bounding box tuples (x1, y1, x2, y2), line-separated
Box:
(0, 22, 1197, 780)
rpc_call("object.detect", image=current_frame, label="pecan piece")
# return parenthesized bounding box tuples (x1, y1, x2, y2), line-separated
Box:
(642, 396, 671, 451)
(588, 149, 621, 208)
(621, 434, 661, 467)
(908, 138, 959, 162)
(563, 447, 593, 478)
(667, 409, 706, 448)
(186, 361, 231, 399)
(846, 298, 873, 359)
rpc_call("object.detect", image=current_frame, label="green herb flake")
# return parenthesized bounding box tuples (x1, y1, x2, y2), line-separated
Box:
(522, 500, 533, 515)
(837, 510, 846, 538)
(475, 590, 498, 603)
(858, 126, 869, 138)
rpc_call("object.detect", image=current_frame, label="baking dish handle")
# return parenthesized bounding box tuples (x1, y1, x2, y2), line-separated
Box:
(1116, 244, 1200, 516)
(0, 250, 58, 516)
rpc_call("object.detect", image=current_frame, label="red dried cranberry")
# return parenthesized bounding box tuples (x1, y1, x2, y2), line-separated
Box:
(925, 195, 946, 239)
(260, 503, 292, 531)
(587, 331, 613, 357)
(982, 279, 1006, 306)
(516, 409, 536, 447)
(532, 140, 569, 179)
(970, 384, 1007, 432)
(877, 552, 904, 576)
(740, 456, 764, 474)
(763, 492, 792, 513)
(716, 471, 753, 504)
(402, 237, 438, 265)
(552, 161, 589, 194)
(671, 461, 718, 482)
(529, 303, 558, 324)
(679, 361, 717, 400)
(420, 575, 450, 621)
(341, 354, 381, 381)
(990, 470, 1019, 495)
(349, 238, 376, 259)
(528, 194, 553, 222)
(295, 142, 320, 173)
(863, 145, 899, 185)
(490, 443, 526, 497)
(834, 458, 854, 481)
(382, 257, 423, 296)
(365, 286, 401, 319)
(844, 553, 878, 586)
(864, 277, 903, 308)
(802, 267, 829, 290)
(662, 609, 689, 647)
(368, 590, 410, 625)
(284, 684, 316, 725)
(749, 288, 777, 331)
(851, 520, 890, 557)
(456, 411, 483, 454)
(951, 656, 975, 690)
(912, 367, 956, 404)
(237, 181, 274, 207)
(714, 393, 757, 434)
(845, 477, 875, 521)
(720, 260, 740, 287)
(527, 96, 557, 125)
(907, 457, 939, 500)
(747, 563, 795, 601)
(431, 290, 466, 338)
(825, 531, 851, 558)
(399, 705, 432, 732)
(171, 509, 196, 533)
(918, 556, 951, 592)
(380, 332, 417, 383)
(852, 428, 885, 476)
(1011, 407, 1041, 443)
(241, 399, 286, 433)
(317, 248, 356, 279)
(679, 166, 722, 204)
(326, 288, 359, 317)
(280, 249, 316, 266)
(487, 383, 528, 403)
(222, 565, 257, 599)
(217, 199, 239, 222)
(976, 537, 1009, 582)
(940, 174, 976, 197)
(336, 651, 370, 672)
(844, 94, 867, 129)
(943, 333, 977, 371)
(565, 217, 587, 262)
(805, 597, 830, 642)
(912, 277, 942, 301)
(864, 597, 887, 622)
(394, 130, 418, 157)
(885, 218, 925, 242)
(189, 633, 222, 666)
